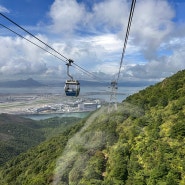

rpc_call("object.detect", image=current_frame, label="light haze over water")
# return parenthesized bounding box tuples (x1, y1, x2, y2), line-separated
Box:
(0, 85, 145, 103)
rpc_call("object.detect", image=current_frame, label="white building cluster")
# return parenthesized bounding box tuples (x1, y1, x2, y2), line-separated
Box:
(34, 99, 101, 114)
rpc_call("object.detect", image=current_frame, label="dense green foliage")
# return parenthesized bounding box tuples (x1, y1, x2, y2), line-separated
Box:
(1, 70, 185, 184)
(126, 70, 185, 110)
(0, 114, 81, 165)
(0, 119, 85, 185)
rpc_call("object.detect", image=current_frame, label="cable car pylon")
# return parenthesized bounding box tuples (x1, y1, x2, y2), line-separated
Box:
(108, 80, 118, 112)
(108, 0, 136, 112)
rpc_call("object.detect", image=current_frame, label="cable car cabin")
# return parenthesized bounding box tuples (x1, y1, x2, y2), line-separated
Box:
(64, 80, 80, 97)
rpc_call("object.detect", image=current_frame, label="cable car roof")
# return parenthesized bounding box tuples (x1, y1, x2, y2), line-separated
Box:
(65, 80, 80, 85)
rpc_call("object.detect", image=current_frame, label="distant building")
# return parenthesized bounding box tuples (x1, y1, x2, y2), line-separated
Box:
(78, 102, 98, 111)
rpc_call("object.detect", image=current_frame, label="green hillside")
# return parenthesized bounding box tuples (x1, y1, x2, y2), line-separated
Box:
(0, 114, 81, 166)
(1, 70, 185, 184)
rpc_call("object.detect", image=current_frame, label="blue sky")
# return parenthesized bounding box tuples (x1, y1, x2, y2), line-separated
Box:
(0, 0, 53, 24)
(0, 0, 185, 83)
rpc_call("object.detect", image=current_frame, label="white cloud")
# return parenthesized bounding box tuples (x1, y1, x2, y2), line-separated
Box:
(0, 5, 9, 13)
(47, 0, 177, 67)
(123, 46, 185, 81)
(90, 34, 123, 52)
(0, 36, 48, 76)
(94, 62, 119, 76)
(49, 0, 85, 34)
(88, 0, 129, 32)
(131, 0, 175, 59)
(48, 0, 130, 35)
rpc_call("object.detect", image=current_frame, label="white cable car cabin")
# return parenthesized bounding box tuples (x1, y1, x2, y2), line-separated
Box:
(64, 59, 80, 97)
(64, 79, 80, 97)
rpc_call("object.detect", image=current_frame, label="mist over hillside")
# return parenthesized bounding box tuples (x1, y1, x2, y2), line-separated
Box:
(0, 70, 185, 184)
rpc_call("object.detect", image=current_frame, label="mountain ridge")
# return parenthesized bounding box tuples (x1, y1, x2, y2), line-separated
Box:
(0, 78, 155, 88)
(0, 78, 45, 87)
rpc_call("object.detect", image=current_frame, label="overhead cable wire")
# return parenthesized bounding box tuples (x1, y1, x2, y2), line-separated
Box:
(116, 0, 136, 83)
(73, 62, 101, 81)
(0, 23, 99, 80)
(0, 13, 100, 81)
(0, 23, 68, 63)
(0, 12, 69, 61)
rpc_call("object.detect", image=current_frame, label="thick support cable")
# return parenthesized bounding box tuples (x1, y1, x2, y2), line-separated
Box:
(116, 0, 136, 83)
(108, 0, 136, 111)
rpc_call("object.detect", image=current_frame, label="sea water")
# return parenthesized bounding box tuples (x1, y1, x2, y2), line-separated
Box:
(23, 112, 91, 120)
(0, 85, 144, 101)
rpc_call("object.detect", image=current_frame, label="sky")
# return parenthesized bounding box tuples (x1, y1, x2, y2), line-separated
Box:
(0, 0, 185, 84)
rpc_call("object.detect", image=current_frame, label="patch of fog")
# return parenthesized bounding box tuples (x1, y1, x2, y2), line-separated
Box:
(52, 102, 143, 184)
(52, 106, 107, 185)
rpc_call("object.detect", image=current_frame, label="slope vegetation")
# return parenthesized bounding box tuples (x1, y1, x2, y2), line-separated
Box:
(1, 70, 185, 184)
(0, 114, 45, 166)
(0, 114, 81, 166)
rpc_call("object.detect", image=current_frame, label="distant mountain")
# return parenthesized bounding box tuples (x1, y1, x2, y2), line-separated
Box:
(0, 78, 45, 87)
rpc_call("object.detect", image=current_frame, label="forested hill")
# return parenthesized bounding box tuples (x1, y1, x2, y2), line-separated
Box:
(125, 69, 185, 110)
(0, 114, 82, 166)
(1, 70, 185, 184)
(0, 114, 46, 166)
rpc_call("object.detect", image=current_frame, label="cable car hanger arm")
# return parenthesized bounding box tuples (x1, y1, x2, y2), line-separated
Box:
(66, 59, 74, 80)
